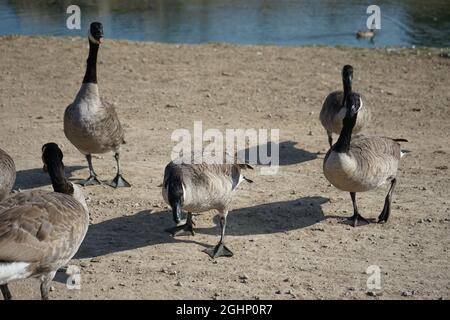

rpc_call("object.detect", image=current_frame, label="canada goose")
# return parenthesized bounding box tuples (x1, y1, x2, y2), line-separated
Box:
(356, 29, 375, 39)
(0, 143, 89, 300)
(323, 93, 408, 227)
(162, 152, 253, 258)
(64, 22, 130, 188)
(320, 65, 370, 147)
(0, 148, 15, 201)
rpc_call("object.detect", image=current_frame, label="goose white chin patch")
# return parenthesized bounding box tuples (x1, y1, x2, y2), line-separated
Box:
(88, 31, 102, 45)
(0, 262, 31, 284)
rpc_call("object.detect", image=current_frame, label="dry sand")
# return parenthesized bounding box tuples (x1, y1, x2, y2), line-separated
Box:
(0, 36, 449, 300)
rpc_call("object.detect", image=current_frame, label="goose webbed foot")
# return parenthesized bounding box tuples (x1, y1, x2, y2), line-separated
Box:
(1, 284, 12, 300)
(108, 174, 131, 188)
(348, 213, 370, 227)
(166, 217, 195, 237)
(166, 223, 195, 237)
(204, 242, 234, 258)
(79, 175, 103, 186)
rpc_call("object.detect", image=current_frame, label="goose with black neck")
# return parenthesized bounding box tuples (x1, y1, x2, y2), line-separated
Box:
(64, 22, 131, 188)
(323, 72, 408, 227)
(0, 143, 89, 300)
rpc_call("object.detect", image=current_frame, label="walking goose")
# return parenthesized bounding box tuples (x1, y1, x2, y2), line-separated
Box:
(0, 143, 89, 300)
(0, 148, 15, 201)
(320, 65, 370, 147)
(64, 22, 130, 188)
(162, 152, 253, 258)
(323, 93, 408, 227)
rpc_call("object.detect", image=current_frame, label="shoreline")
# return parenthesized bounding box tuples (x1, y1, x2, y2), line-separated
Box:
(1, 34, 449, 51)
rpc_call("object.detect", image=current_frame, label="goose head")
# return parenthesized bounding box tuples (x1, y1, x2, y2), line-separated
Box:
(88, 22, 104, 45)
(341, 65, 353, 87)
(343, 93, 362, 126)
(42, 143, 74, 195)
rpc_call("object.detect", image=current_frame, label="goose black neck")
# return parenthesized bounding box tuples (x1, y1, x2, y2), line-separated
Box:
(82, 40, 99, 84)
(47, 161, 73, 195)
(333, 107, 357, 153)
(343, 77, 352, 99)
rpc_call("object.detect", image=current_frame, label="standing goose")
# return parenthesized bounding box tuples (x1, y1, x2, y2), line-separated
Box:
(64, 22, 130, 188)
(0, 143, 89, 300)
(162, 152, 253, 258)
(0, 148, 15, 201)
(323, 93, 408, 227)
(320, 65, 370, 147)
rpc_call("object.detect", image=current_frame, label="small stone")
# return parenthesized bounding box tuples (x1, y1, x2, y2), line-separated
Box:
(49, 286, 55, 292)
(175, 281, 183, 287)
(275, 290, 282, 294)
(402, 291, 413, 297)
(239, 274, 249, 280)
(283, 278, 290, 282)
(90, 257, 101, 263)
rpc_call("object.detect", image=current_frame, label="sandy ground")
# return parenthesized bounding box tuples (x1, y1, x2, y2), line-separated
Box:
(0, 36, 449, 300)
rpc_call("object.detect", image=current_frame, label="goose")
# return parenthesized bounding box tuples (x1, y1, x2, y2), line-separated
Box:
(0, 143, 89, 300)
(320, 65, 370, 147)
(162, 152, 253, 258)
(323, 93, 408, 227)
(356, 29, 375, 39)
(0, 148, 15, 201)
(64, 22, 131, 188)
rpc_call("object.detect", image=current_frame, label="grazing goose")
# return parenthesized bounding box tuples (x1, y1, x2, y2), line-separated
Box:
(320, 65, 370, 147)
(162, 152, 253, 258)
(323, 93, 408, 227)
(0, 148, 15, 201)
(0, 143, 89, 300)
(64, 22, 130, 188)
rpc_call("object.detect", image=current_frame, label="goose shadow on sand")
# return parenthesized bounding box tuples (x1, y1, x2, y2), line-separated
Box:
(13, 165, 85, 190)
(240, 140, 317, 166)
(75, 196, 329, 259)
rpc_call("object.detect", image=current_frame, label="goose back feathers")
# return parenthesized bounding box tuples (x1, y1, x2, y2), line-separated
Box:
(324, 135, 402, 192)
(162, 153, 252, 214)
(0, 148, 15, 201)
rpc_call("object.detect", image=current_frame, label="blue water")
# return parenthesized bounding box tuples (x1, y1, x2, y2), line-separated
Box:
(0, 0, 449, 47)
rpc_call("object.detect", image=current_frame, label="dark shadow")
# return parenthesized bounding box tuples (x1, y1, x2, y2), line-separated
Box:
(13, 166, 85, 190)
(240, 141, 317, 166)
(196, 196, 329, 236)
(75, 196, 329, 259)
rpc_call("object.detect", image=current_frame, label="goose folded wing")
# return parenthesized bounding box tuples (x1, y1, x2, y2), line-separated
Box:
(0, 205, 54, 262)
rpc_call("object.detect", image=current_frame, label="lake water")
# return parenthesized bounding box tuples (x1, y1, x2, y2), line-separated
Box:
(0, 0, 449, 47)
